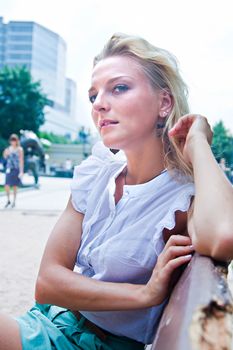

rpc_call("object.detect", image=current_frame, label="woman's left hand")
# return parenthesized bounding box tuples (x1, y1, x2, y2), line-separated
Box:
(168, 114, 213, 164)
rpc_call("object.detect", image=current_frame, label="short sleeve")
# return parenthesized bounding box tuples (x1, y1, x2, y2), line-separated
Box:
(153, 182, 195, 254)
(70, 141, 126, 214)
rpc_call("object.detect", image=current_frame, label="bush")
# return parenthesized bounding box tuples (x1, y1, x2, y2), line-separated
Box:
(38, 131, 74, 144)
(0, 136, 8, 156)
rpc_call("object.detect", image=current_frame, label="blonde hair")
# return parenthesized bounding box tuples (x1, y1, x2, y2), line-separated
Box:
(94, 33, 193, 178)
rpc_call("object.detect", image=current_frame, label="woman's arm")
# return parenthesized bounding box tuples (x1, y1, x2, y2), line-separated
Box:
(169, 115, 233, 261)
(36, 197, 193, 310)
(35, 197, 148, 311)
(3, 148, 9, 159)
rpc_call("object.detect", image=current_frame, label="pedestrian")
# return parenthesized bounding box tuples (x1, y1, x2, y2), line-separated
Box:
(64, 158, 73, 171)
(219, 157, 233, 182)
(1, 33, 233, 350)
(2, 133, 24, 208)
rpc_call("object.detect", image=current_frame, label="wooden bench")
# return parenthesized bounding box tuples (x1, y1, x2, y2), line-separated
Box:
(151, 253, 233, 350)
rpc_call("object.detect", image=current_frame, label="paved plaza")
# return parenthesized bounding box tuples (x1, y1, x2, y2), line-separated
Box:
(0, 176, 71, 316)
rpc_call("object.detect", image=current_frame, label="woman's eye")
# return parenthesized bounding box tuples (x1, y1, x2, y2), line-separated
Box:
(113, 84, 129, 94)
(89, 94, 97, 103)
(89, 85, 129, 103)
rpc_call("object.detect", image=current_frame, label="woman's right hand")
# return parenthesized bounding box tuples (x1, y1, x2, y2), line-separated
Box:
(145, 235, 194, 306)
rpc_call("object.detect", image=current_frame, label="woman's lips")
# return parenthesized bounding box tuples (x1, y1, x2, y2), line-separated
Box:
(99, 119, 119, 129)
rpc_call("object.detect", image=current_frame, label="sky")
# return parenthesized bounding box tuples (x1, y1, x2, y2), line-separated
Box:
(1, 0, 233, 131)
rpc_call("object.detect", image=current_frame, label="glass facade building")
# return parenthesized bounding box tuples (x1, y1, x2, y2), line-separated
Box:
(0, 17, 77, 137)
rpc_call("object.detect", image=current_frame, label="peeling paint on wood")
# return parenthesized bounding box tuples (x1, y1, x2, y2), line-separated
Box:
(151, 254, 233, 350)
(190, 300, 233, 350)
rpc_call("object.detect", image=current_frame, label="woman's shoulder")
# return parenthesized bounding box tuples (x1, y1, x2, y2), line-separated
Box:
(73, 141, 125, 177)
(151, 170, 195, 254)
(70, 141, 126, 214)
(90, 141, 126, 164)
(166, 170, 195, 210)
(165, 169, 195, 192)
(74, 141, 126, 177)
(3, 146, 10, 156)
(17, 146, 23, 153)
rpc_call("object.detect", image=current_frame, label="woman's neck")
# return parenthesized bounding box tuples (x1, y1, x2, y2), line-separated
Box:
(123, 137, 165, 185)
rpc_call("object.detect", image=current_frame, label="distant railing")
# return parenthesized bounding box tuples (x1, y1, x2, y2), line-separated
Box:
(151, 253, 233, 350)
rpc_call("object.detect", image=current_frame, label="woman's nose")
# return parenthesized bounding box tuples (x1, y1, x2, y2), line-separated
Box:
(92, 92, 110, 113)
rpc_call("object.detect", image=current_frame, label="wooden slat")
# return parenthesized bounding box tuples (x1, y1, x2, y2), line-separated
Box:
(151, 253, 233, 350)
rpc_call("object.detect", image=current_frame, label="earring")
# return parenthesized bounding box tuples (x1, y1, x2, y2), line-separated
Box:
(156, 122, 166, 129)
(157, 111, 168, 129)
(156, 121, 165, 137)
(156, 112, 169, 136)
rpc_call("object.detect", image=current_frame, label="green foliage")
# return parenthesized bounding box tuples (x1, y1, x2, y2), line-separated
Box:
(211, 121, 233, 165)
(0, 136, 8, 155)
(0, 186, 5, 192)
(0, 66, 48, 140)
(38, 131, 74, 144)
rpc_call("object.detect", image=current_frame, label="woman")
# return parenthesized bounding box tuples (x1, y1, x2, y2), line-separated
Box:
(3, 134, 24, 208)
(1, 33, 233, 350)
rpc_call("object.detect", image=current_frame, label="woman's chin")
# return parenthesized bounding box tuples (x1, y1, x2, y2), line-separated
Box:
(102, 140, 118, 149)
(101, 136, 122, 150)
(99, 125, 129, 149)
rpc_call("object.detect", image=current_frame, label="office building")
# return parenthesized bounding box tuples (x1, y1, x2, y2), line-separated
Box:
(0, 17, 78, 138)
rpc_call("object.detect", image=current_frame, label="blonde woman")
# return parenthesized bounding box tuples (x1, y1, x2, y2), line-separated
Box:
(1, 33, 233, 350)
(3, 134, 24, 208)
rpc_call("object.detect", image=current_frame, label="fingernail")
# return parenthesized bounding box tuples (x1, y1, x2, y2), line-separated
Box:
(185, 254, 192, 258)
(189, 245, 194, 249)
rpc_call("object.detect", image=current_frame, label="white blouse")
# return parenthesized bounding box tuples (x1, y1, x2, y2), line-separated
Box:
(70, 141, 195, 344)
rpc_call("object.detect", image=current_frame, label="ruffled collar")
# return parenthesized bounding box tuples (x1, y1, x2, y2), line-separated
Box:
(92, 141, 126, 163)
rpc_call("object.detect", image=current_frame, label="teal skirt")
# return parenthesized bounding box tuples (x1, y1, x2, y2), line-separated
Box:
(15, 303, 145, 350)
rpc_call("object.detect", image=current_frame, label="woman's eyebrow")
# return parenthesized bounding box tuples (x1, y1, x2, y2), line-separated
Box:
(88, 75, 132, 94)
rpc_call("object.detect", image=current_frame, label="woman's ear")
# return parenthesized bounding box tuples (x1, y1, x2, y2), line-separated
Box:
(159, 91, 173, 119)
(156, 91, 173, 137)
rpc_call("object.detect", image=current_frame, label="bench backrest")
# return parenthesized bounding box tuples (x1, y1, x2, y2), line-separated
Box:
(151, 253, 233, 350)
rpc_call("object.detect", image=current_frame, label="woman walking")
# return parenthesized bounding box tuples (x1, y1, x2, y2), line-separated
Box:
(0, 33, 233, 349)
(3, 134, 24, 208)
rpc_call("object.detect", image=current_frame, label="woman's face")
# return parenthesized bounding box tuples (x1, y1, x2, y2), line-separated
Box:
(89, 56, 168, 151)
(10, 138, 17, 146)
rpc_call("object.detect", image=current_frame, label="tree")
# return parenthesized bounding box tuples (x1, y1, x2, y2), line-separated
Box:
(0, 66, 48, 140)
(211, 121, 233, 165)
